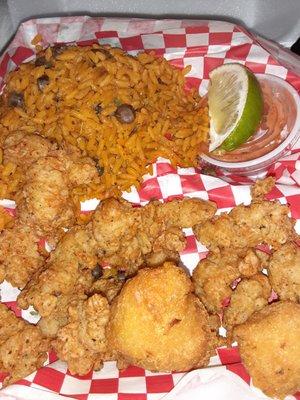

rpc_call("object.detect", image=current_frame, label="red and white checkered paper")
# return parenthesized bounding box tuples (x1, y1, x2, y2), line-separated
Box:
(0, 16, 300, 400)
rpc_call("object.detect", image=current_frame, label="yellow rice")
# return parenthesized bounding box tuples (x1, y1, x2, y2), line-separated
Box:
(0, 44, 209, 200)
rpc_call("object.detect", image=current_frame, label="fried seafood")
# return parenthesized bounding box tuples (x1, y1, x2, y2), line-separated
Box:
(17, 156, 76, 239)
(194, 200, 296, 251)
(3, 132, 56, 170)
(89, 275, 124, 303)
(0, 132, 99, 288)
(53, 294, 110, 375)
(37, 294, 80, 338)
(250, 176, 275, 200)
(234, 301, 300, 399)
(37, 270, 122, 338)
(18, 197, 216, 334)
(223, 274, 271, 333)
(155, 197, 217, 227)
(268, 242, 300, 302)
(18, 226, 98, 321)
(16, 147, 99, 241)
(0, 224, 44, 288)
(107, 262, 211, 372)
(93, 197, 216, 274)
(192, 248, 266, 314)
(0, 304, 49, 386)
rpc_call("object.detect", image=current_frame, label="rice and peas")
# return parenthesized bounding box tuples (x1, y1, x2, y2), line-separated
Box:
(0, 41, 209, 204)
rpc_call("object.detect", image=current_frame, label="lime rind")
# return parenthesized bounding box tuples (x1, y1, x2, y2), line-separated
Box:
(208, 63, 263, 152)
(208, 64, 248, 151)
(220, 70, 263, 151)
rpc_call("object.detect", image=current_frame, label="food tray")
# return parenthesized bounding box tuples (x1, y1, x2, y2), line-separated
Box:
(0, 16, 300, 400)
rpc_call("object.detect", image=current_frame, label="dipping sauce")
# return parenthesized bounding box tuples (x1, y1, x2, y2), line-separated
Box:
(201, 74, 300, 175)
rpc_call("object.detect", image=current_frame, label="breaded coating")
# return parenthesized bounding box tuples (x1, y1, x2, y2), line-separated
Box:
(223, 274, 271, 333)
(155, 197, 217, 227)
(0, 206, 13, 232)
(250, 177, 275, 200)
(192, 248, 264, 314)
(3, 132, 56, 170)
(234, 302, 300, 399)
(37, 293, 80, 338)
(0, 133, 99, 288)
(64, 155, 99, 187)
(194, 200, 295, 251)
(17, 156, 76, 239)
(108, 262, 211, 372)
(3, 131, 98, 191)
(53, 294, 110, 375)
(268, 242, 300, 302)
(18, 197, 216, 334)
(18, 226, 97, 322)
(0, 224, 44, 288)
(93, 197, 216, 274)
(0, 304, 49, 387)
(193, 250, 240, 314)
(89, 276, 124, 303)
(17, 152, 98, 242)
(38, 285, 119, 346)
(92, 198, 143, 271)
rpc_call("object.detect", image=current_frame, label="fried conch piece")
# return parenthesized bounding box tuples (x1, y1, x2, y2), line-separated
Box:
(250, 176, 275, 200)
(107, 262, 211, 372)
(18, 226, 97, 318)
(1, 131, 56, 201)
(223, 274, 271, 334)
(0, 224, 44, 288)
(17, 151, 98, 242)
(93, 197, 216, 274)
(89, 276, 124, 303)
(3, 131, 56, 170)
(0, 132, 99, 288)
(17, 156, 76, 238)
(192, 248, 266, 314)
(234, 302, 300, 399)
(268, 242, 300, 302)
(194, 200, 296, 251)
(0, 304, 49, 387)
(53, 294, 110, 375)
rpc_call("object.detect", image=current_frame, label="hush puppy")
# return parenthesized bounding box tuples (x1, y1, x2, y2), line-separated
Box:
(107, 262, 211, 372)
(234, 301, 300, 399)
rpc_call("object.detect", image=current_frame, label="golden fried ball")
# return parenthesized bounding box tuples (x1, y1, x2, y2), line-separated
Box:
(107, 262, 211, 372)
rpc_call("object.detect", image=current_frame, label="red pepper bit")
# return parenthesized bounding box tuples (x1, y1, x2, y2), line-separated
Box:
(164, 132, 173, 141)
(101, 261, 111, 269)
(221, 297, 231, 308)
(230, 278, 241, 290)
(268, 290, 278, 303)
(4, 207, 16, 217)
(255, 244, 271, 254)
(38, 238, 46, 250)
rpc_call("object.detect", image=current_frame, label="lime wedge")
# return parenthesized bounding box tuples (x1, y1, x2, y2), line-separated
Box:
(208, 63, 263, 152)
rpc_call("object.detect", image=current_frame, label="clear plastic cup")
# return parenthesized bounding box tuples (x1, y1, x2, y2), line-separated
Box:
(201, 74, 300, 176)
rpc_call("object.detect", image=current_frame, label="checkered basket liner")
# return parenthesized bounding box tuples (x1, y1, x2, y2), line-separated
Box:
(0, 16, 300, 400)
